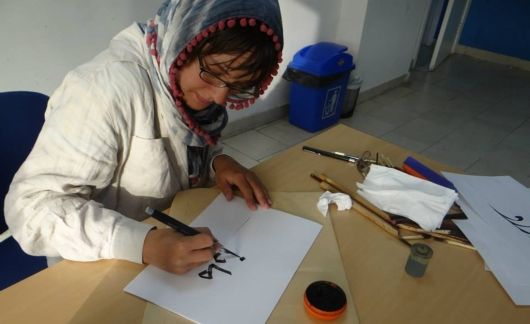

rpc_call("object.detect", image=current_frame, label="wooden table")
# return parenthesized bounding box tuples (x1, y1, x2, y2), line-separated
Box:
(1, 124, 528, 323)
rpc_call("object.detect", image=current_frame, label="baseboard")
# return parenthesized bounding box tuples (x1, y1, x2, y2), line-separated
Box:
(223, 104, 288, 138)
(357, 74, 409, 103)
(223, 75, 410, 137)
(223, 74, 409, 137)
(455, 45, 530, 72)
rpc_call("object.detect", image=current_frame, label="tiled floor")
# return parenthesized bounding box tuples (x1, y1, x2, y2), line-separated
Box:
(222, 54, 530, 187)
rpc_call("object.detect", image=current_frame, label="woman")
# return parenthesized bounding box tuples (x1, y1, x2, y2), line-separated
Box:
(5, 0, 283, 275)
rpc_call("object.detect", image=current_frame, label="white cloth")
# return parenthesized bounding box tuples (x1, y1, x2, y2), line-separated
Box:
(317, 191, 352, 217)
(356, 165, 458, 231)
(4, 25, 222, 264)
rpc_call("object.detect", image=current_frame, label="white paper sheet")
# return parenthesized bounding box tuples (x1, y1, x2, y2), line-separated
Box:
(124, 195, 322, 323)
(443, 173, 530, 305)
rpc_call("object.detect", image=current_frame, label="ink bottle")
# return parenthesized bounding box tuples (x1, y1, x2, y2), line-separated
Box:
(405, 243, 433, 277)
(304, 280, 347, 320)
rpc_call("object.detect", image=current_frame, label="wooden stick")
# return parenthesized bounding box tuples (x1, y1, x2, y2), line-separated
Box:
(444, 239, 476, 251)
(312, 171, 475, 250)
(319, 181, 337, 193)
(397, 223, 451, 237)
(311, 172, 392, 222)
(352, 201, 400, 238)
(397, 223, 470, 244)
(314, 174, 408, 243)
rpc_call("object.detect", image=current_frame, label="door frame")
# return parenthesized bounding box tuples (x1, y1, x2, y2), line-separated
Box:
(429, 0, 472, 70)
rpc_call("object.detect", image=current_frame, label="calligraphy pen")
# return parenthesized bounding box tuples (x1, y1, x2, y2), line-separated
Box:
(302, 146, 359, 163)
(303, 145, 379, 164)
(145, 207, 244, 260)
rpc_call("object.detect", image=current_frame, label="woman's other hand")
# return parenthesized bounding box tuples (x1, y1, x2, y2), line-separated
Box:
(213, 154, 272, 210)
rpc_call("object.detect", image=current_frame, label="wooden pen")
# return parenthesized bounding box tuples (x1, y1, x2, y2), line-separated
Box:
(311, 172, 393, 222)
(312, 173, 421, 244)
(311, 172, 474, 250)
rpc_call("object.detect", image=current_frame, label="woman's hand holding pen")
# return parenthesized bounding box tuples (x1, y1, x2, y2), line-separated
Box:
(213, 154, 272, 210)
(142, 227, 219, 274)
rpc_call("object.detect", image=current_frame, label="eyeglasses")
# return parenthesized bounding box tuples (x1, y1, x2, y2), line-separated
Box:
(198, 56, 260, 100)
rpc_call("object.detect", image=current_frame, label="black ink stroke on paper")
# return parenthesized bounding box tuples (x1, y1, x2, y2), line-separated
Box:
(490, 205, 530, 236)
(198, 249, 246, 280)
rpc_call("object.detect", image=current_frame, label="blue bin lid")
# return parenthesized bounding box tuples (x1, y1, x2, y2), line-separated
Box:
(289, 42, 354, 76)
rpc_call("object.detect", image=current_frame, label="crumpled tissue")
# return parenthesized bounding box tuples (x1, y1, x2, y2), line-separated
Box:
(356, 165, 458, 231)
(317, 191, 352, 217)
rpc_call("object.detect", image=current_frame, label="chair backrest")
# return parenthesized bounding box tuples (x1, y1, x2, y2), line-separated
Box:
(0, 91, 49, 290)
(1, 91, 48, 232)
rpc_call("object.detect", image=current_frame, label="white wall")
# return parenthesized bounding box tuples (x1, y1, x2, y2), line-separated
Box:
(0, 0, 155, 94)
(0, 0, 347, 123)
(336, 0, 369, 65)
(355, 0, 431, 91)
(0, 0, 430, 121)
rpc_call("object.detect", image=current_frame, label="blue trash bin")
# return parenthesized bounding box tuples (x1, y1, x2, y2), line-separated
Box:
(284, 42, 354, 132)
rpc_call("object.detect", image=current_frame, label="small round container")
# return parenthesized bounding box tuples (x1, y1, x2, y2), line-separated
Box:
(304, 280, 347, 321)
(405, 243, 433, 277)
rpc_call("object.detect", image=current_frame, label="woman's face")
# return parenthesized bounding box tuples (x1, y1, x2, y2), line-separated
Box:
(177, 52, 255, 111)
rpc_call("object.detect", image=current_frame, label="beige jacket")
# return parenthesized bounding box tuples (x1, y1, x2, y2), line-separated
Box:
(5, 25, 220, 264)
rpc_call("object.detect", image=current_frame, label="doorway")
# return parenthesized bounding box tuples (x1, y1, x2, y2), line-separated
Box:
(414, 0, 472, 71)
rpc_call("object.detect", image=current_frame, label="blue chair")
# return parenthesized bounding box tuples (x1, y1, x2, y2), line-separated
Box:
(1, 91, 49, 290)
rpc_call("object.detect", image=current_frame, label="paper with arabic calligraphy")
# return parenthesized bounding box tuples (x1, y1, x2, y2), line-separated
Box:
(124, 194, 322, 323)
(442, 173, 530, 305)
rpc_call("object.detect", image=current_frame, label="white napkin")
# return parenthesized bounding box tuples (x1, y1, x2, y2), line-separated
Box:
(356, 165, 458, 231)
(317, 191, 352, 217)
